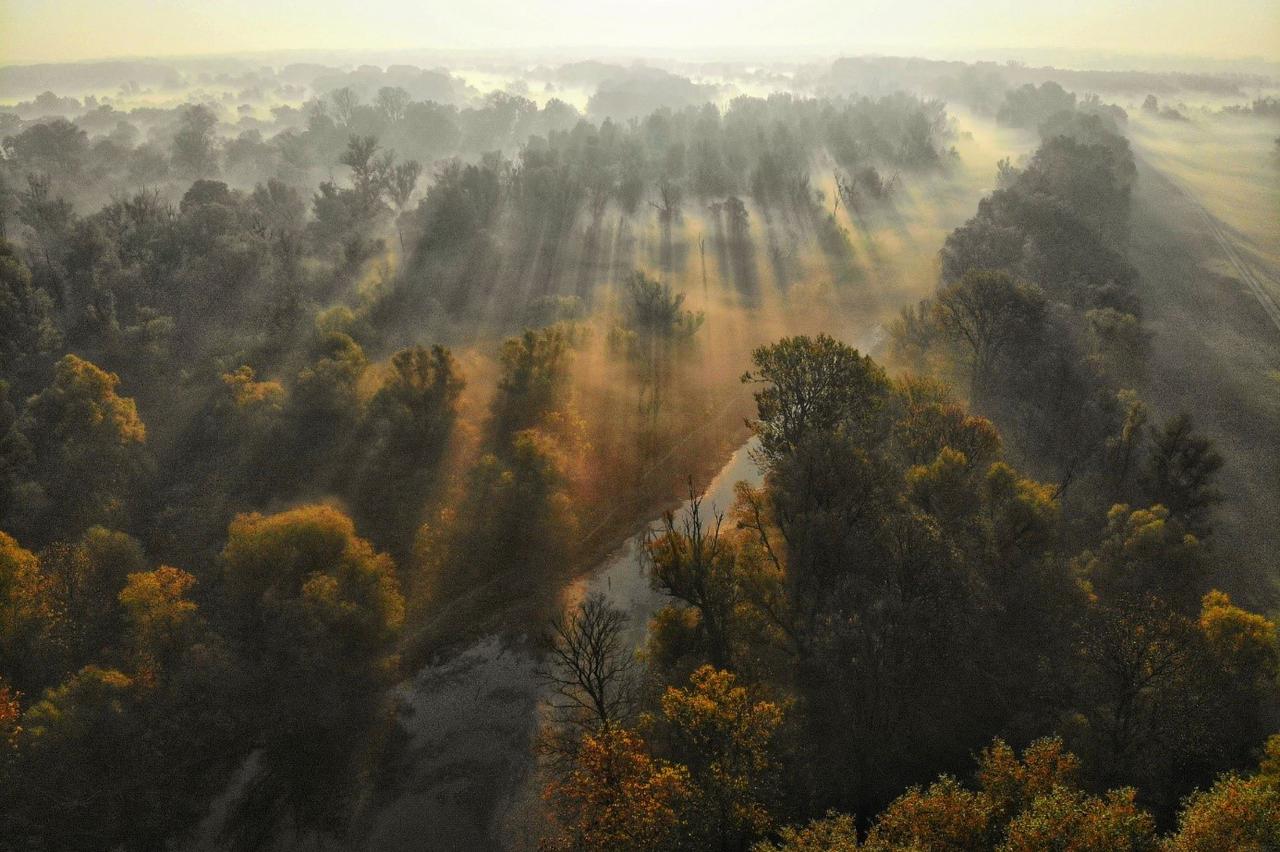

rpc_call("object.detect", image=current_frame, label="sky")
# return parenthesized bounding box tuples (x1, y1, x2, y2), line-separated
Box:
(2, 0, 1278, 65)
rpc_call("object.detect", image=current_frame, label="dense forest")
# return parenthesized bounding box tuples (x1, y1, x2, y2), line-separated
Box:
(0, 47, 1277, 852)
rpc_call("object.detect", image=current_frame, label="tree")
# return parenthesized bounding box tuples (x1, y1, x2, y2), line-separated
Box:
(221, 504, 404, 837)
(975, 737, 1081, 823)
(996, 81, 1076, 128)
(386, 159, 422, 251)
(616, 271, 703, 345)
(350, 345, 462, 551)
(369, 346, 462, 453)
(8, 355, 146, 543)
(1142, 414, 1223, 537)
(11, 666, 144, 848)
(543, 726, 690, 852)
(741, 334, 891, 464)
(3, 119, 88, 175)
(1086, 307, 1147, 388)
(0, 531, 57, 696)
(43, 526, 146, 670)
(1073, 588, 1276, 815)
(387, 158, 422, 213)
(1000, 787, 1156, 852)
(857, 738, 1156, 852)
(610, 271, 704, 418)
(330, 87, 360, 126)
(289, 329, 367, 453)
(1074, 503, 1206, 611)
(426, 426, 578, 595)
(1104, 390, 1150, 499)
(646, 494, 740, 668)
(539, 594, 638, 735)
(491, 326, 572, 439)
(659, 665, 785, 850)
(339, 134, 385, 214)
(374, 86, 411, 124)
(1165, 770, 1280, 852)
(118, 565, 199, 671)
(1021, 132, 1134, 246)
(865, 776, 996, 850)
(221, 504, 403, 684)
(171, 104, 219, 177)
(16, 173, 75, 297)
(752, 812, 860, 852)
(891, 375, 1002, 469)
(0, 381, 33, 531)
(0, 239, 59, 374)
(931, 270, 1046, 401)
(0, 676, 18, 788)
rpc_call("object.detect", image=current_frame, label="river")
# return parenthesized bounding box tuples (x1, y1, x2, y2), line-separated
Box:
(352, 438, 764, 851)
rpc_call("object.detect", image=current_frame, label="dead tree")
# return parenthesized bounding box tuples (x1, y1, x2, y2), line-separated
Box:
(538, 594, 638, 735)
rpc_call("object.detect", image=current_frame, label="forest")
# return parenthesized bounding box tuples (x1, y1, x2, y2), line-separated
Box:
(0, 35, 1278, 852)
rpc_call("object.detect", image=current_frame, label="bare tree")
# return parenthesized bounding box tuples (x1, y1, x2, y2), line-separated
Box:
(330, 87, 360, 126)
(340, 135, 385, 216)
(699, 234, 708, 298)
(647, 488, 735, 668)
(387, 159, 422, 253)
(538, 594, 637, 734)
(375, 86, 411, 124)
(648, 178, 683, 224)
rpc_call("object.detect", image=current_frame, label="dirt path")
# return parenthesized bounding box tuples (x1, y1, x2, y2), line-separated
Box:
(1129, 157, 1280, 601)
(1153, 169, 1280, 335)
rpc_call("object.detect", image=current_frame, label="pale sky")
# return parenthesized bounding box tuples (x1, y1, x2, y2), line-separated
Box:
(1, 0, 1277, 65)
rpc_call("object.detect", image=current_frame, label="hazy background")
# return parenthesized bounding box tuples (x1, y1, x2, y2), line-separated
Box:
(3, 0, 1278, 69)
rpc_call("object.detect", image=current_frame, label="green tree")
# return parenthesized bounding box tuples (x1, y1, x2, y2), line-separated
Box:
(288, 328, 367, 462)
(741, 334, 891, 464)
(220, 504, 404, 837)
(931, 270, 1046, 402)
(7, 355, 146, 542)
(1074, 503, 1206, 611)
(42, 526, 146, 670)
(339, 134, 386, 215)
(647, 494, 744, 669)
(0, 240, 59, 375)
(4, 119, 88, 175)
(11, 666, 143, 848)
(1142, 414, 1223, 537)
(350, 345, 463, 552)
(171, 104, 219, 177)
(491, 326, 572, 439)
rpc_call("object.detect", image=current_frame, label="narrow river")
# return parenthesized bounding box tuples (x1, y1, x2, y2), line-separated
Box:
(354, 439, 764, 851)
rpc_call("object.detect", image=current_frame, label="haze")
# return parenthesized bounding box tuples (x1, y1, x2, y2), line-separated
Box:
(3, 0, 1280, 849)
(3, 0, 1278, 64)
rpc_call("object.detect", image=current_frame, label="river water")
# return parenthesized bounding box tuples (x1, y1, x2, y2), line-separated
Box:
(354, 438, 763, 851)
(357, 319, 894, 850)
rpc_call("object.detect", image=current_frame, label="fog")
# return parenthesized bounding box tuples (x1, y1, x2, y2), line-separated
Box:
(3, 6, 1280, 850)
(5, 0, 1280, 66)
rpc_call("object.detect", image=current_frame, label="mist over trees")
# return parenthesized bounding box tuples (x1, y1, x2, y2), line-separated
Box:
(0, 45, 1276, 852)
